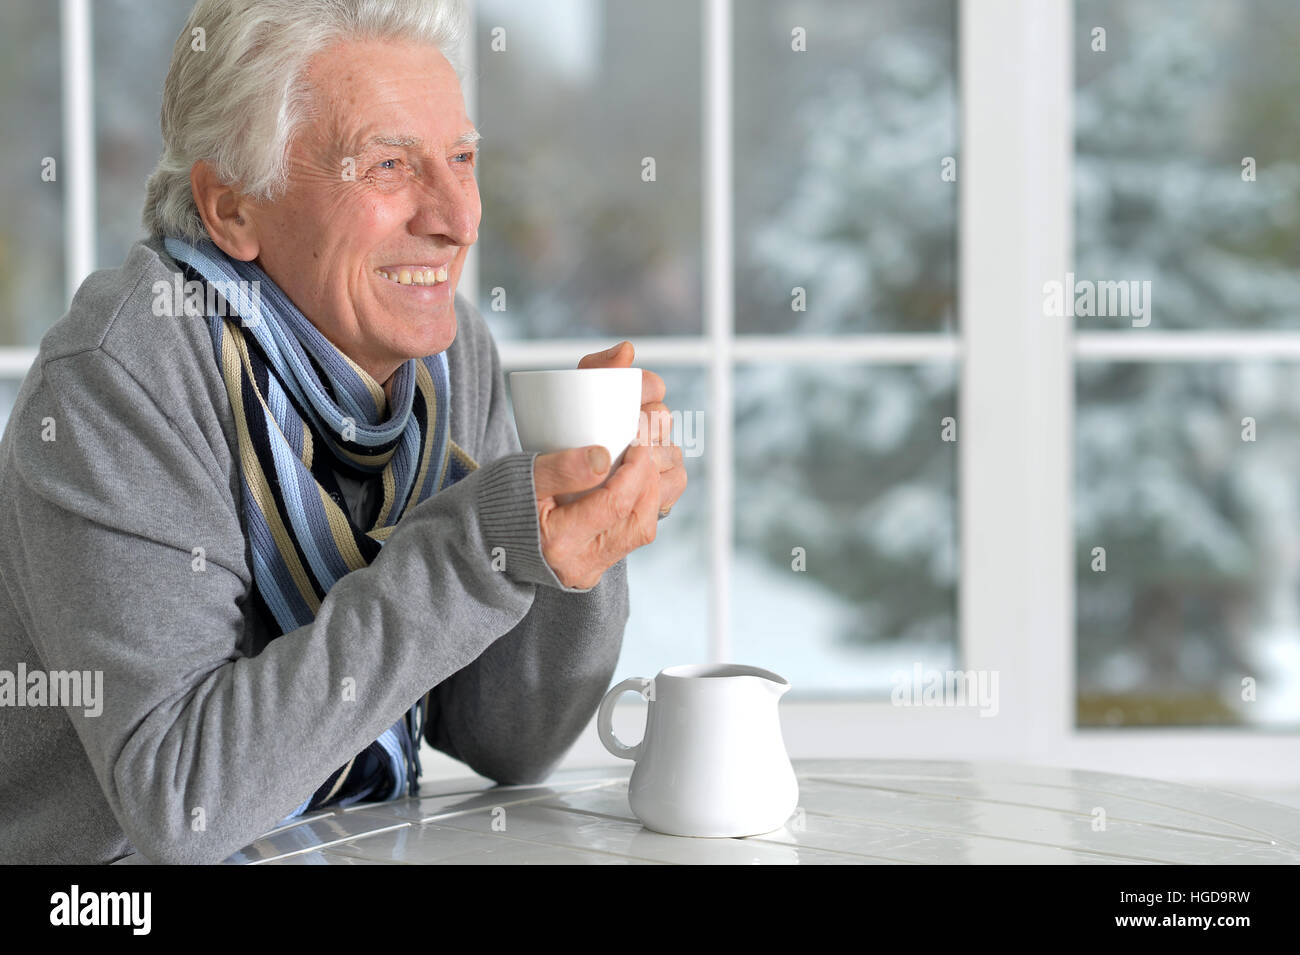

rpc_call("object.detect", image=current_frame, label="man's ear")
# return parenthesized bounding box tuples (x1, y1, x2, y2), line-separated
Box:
(190, 160, 260, 261)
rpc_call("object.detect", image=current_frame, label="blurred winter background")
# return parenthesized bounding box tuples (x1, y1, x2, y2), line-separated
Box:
(1074, 0, 1300, 727)
(475, 0, 961, 697)
(0, 0, 1298, 728)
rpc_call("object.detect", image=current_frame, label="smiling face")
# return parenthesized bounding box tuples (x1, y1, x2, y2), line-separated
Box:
(241, 38, 481, 393)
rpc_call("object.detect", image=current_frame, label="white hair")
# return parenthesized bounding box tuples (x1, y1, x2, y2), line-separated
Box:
(143, 0, 469, 242)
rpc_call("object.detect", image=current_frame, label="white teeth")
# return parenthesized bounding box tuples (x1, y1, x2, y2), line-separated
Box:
(436, 266, 448, 282)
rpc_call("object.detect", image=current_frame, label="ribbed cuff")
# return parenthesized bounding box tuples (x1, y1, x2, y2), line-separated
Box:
(476, 452, 593, 592)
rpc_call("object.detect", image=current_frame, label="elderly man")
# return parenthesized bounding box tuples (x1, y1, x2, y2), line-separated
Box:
(0, 0, 685, 864)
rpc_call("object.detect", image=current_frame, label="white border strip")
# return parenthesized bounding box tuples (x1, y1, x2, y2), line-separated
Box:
(1076, 331, 1300, 360)
(959, 0, 1074, 761)
(493, 335, 959, 369)
(1023, 0, 1075, 766)
(581, 700, 1300, 787)
(23, 328, 1296, 379)
(705, 0, 733, 664)
(60, 0, 96, 307)
(0, 336, 960, 382)
(733, 335, 959, 363)
(497, 338, 710, 369)
(0, 349, 39, 378)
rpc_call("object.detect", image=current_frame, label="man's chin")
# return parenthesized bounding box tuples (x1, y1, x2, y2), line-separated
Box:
(381, 319, 456, 404)
(408, 314, 458, 359)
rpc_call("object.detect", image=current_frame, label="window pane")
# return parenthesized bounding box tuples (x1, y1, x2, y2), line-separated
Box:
(1076, 361, 1300, 728)
(614, 367, 709, 677)
(475, 0, 702, 339)
(0, 0, 63, 348)
(94, 0, 193, 270)
(499, 362, 709, 676)
(734, 0, 958, 335)
(1075, 0, 1300, 331)
(732, 363, 959, 696)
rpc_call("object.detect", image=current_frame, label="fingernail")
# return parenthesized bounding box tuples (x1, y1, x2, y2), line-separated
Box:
(587, 446, 610, 473)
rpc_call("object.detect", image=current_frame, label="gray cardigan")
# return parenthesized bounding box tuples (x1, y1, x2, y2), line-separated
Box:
(0, 237, 629, 864)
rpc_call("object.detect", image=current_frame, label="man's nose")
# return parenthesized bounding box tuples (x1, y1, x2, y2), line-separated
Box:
(411, 163, 479, 246)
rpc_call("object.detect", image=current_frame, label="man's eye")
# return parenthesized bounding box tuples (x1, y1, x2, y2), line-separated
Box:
(366, 158, 404, 177)
(453, 152, 475, 164)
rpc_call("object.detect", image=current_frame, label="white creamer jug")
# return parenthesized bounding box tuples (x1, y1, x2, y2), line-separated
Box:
(596, 663, 798, 837)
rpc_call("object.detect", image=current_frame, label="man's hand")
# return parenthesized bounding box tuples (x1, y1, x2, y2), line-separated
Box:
(533, 443, 661, 590)
(577, 340, 687, 519)
(528, 340, 688, 590)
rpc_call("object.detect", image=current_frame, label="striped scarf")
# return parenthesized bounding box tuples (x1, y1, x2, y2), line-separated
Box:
(163, 237, 477, 817)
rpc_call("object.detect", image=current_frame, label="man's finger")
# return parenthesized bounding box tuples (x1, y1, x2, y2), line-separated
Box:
(640, 369, 666, 405)
(648, 443, 683, 473)
(608, 452, 662, 552)
(657, 456, 688, 513)
(533, 445, 611, 501)
(636, 401, 673, 446)
(578, 340, 633, 369)
(581, 448, 661, 566)
(553, 444, 656, 539)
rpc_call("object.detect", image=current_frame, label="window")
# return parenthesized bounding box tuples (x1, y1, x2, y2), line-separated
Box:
(2, 0, 1296, 786)
(93, 0, 194, 270)
(0, 0, 63, 366)
(475, 0, 960, 695)
(1073, 0, 1300, 730)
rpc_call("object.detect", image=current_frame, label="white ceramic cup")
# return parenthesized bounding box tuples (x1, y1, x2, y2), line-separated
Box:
(509, 367, 643, 467)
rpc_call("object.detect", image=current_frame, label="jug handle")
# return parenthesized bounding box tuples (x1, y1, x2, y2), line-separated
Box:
(597, 677, 652, 760)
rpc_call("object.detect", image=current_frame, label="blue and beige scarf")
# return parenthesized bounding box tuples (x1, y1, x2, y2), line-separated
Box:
(164, 237, 477, 818)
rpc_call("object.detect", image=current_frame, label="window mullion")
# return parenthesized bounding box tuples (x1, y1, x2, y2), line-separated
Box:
(59, 0, 96, 307)
(704, 0, 733, 664)
(959, 0, 1073, 760)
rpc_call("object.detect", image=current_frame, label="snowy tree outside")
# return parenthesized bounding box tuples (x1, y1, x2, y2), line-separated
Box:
(1075, 0, 1300, 727)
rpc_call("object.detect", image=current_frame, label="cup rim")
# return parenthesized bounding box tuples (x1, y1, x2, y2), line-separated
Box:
(657, 663, 788, 685)
(509, 367, 642, 379)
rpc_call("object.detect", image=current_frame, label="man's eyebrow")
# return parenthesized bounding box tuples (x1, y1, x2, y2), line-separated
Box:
(358, 129, 481, 151)
(452, 128, 482, 149)
(361, 135, 422, 149)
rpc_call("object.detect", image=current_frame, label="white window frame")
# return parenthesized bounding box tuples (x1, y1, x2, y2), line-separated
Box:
(586, 0, 1299, 787)
(6, 0, 1297, 789)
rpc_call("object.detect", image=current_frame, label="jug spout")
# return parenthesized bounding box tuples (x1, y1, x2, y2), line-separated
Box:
(723, 664, 790, 697)
(732, 667, 789, 698)
(765, 678, 790, 698)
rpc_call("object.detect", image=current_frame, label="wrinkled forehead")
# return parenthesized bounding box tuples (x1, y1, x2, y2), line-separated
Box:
(300, 39, 471, 151)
